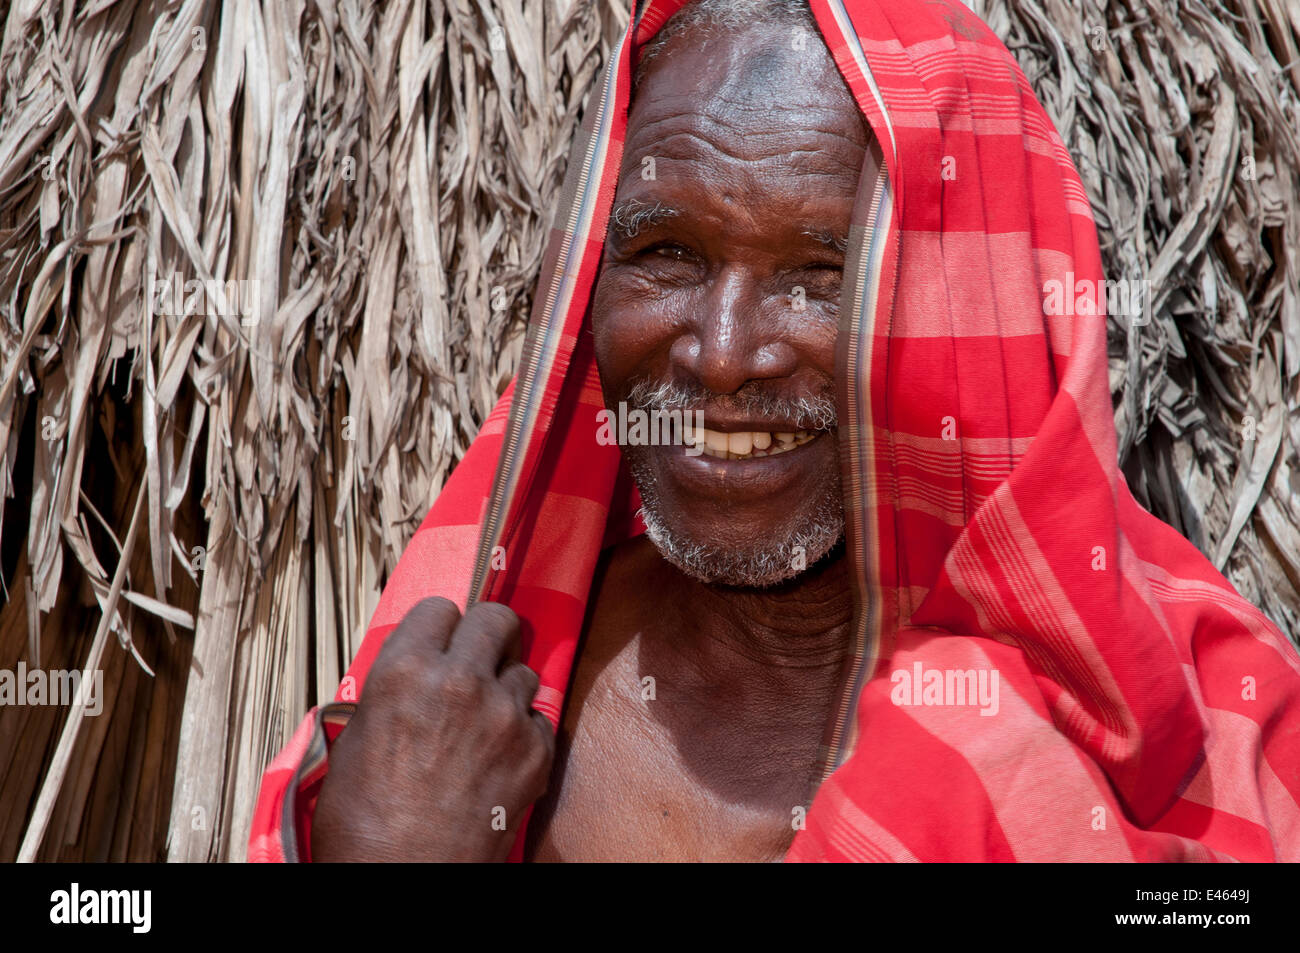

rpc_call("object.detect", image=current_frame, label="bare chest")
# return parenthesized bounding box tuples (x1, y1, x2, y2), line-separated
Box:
(523, 631, 824, 862)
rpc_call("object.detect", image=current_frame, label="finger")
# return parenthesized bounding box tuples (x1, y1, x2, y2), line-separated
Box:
(446, 600, 522, 673)
(529, 707, 558, 762)
(499, 618, 524, 669)
(526, 708, 558, 798)
(498, 660, 540, 708)
(385, 596, 462, 655)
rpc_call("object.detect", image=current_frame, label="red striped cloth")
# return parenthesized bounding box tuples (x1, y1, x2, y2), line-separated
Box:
(249, 0, 1300, 863)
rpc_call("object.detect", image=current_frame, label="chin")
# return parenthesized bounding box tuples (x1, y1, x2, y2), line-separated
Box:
(637, 500, 846, 589)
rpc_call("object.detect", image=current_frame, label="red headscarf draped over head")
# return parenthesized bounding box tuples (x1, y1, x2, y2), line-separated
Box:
(251, 0, 1300, 862)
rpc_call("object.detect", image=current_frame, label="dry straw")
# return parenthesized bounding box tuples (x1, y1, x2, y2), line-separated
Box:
(0, 0, 1296, 861)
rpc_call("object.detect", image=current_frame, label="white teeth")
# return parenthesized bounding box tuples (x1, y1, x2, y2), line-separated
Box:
(692, 427, 822, 460)
(727, 431, 753, 455)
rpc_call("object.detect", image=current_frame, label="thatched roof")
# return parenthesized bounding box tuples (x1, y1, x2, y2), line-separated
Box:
(0, 0, 1296, 861)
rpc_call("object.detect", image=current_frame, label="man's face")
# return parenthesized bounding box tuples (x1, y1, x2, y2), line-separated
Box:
(591, 21, 869, 587)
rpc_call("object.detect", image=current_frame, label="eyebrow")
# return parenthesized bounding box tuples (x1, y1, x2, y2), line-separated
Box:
(609, 198, 681, 239)
(609, 197, 849, 254)
(802, 227, 849, 253)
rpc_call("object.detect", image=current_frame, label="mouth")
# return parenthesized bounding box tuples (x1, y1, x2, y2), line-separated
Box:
(685, 424, 822, 460)
(652, 423, 836, 502)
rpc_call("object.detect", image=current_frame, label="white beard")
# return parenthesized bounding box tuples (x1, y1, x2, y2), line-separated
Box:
(629, 457, 845, 588)
(617, 376, 845, 587)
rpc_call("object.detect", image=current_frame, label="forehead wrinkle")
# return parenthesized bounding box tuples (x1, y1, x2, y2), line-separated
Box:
(612, 136, 858, 251)
(628, 33, 868, 143)
(629, 101, 866, 150)
(623, 120, 866, 182)
(609, 175, 849, 259)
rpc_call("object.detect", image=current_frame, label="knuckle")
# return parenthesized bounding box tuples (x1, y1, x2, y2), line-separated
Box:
(419, 595, 459, 612)
(481, 691, 520, 733)
(433, 664, 486, 709)
(417, 596, 463, 632)
(518, 665, 540, 694)
(414, 595, 461, 622)
(538, 721, 558, 759)
(464, 600, 519, 632)
(368, 643, 428, 694)
(502, 664, 539, 702)
(393, 597, 460, 646)
(524, 727, 555, 787)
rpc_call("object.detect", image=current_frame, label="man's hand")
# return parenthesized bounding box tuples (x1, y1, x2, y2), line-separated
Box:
(310, 597, 555, 862)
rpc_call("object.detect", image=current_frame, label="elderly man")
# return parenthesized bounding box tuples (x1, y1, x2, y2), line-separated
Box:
(251, 0, 1300, 862)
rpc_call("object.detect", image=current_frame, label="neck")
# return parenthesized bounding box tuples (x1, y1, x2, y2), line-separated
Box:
(668, 543, 855, 670)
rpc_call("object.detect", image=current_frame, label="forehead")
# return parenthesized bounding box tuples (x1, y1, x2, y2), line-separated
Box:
(622, 22, 868, 200)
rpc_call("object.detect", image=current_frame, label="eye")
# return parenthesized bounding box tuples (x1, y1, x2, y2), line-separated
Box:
(787, 262, 844, 305)
(794, 262, 844, 289)
(643, 243, 694, 263)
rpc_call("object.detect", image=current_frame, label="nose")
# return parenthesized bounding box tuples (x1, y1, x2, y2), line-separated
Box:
(669, 265, 798, 394)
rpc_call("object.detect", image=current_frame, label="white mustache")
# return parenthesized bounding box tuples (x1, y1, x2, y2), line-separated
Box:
(624, 379, 838, 432)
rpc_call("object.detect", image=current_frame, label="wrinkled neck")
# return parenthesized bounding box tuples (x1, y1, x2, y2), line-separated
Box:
(668, 544, 854, 670)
